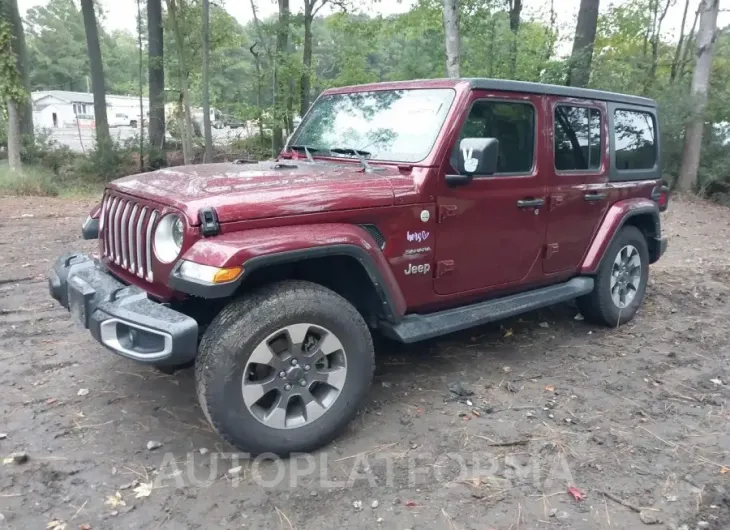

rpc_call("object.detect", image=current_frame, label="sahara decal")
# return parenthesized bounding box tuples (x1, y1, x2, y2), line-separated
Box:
(404, 247, 432, 256)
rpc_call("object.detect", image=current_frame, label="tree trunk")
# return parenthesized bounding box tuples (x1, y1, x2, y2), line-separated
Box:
(442, 0, 460, 78)
(678, 5, 700, 80)
(136, 0, 145, 171)
(8, 0, 32, 140)
(566, 0, 600, 87)
(7, 98, 22, 171)
(487, 15, 496, 77)
(80, 0, 111, 155)
(507, 0, 522, 78)
(643, 0, 672, 94)
(273, 0, 290, 155)
(249, 0, 275, 155)
(166, 0, 194, 164)
(250, 43, 265, 144)
(670, 0, 691, 82)
(300, 2, 314, 115)
(147, 0, 165, 168)
(677, 0, 720, 192)
(538, 0, 557, 80)
(201, 0, 213, 163)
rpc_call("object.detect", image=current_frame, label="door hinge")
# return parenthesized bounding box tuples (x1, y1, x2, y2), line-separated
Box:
(438, 204, 458, 223)
(436, 260, 455, 278)
(545, 243, 559, 259)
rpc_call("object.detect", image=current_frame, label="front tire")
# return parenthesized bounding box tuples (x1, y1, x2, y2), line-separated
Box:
(578, 225, 650, 327)
(195, 281, 374, 456)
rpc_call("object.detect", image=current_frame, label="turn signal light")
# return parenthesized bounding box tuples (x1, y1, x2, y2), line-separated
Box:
(212, 266, 243, 284)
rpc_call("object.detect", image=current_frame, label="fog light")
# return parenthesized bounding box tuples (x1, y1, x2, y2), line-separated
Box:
(178, 261, 242, 284)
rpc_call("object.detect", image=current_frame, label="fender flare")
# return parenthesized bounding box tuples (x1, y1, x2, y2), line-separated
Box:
(580, 199, 661, 275)
(241, 244, 404, 323)
(169, 224, 407, 322)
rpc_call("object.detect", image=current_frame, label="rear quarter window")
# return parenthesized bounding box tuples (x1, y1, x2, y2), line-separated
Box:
(613, 109, 657, 171)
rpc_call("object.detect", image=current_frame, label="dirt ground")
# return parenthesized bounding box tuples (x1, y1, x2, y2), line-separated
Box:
(1, 194, 729, 530)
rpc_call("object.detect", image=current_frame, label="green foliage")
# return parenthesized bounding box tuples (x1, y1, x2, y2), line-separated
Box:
(13, 0, 730, 196)
(0, 163, 61, 196)
(0, 19, 25, 104)
(25, 0, 146, 94)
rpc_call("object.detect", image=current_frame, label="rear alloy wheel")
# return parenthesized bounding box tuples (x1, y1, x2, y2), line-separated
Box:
(610, 245, 642, 309)
(195, 281, 374, 456)
(578, 225, 650, 327)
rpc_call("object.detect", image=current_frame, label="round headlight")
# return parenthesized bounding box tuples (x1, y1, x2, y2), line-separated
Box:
(154, 214, 183, 263)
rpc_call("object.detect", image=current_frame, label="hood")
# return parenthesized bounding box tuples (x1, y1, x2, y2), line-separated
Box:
(110, 161, 408, 223)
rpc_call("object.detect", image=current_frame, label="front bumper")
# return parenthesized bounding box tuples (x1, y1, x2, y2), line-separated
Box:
(48, 253, 198, 365)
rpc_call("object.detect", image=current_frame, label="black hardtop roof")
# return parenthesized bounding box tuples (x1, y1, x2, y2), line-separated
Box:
(466, 78, 656, 108)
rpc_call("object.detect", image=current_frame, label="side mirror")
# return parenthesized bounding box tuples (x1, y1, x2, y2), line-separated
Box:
(447, 137, 500, 186)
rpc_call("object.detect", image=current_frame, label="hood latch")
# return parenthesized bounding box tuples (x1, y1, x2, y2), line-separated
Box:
(199, 207, 220, 237)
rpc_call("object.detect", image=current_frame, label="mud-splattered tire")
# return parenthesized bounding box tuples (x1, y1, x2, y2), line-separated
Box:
(195, 280, 374, 456)
(578, 225, 650, 327)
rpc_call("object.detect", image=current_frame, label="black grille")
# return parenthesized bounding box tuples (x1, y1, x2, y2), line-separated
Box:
(361, 224, 386, 249)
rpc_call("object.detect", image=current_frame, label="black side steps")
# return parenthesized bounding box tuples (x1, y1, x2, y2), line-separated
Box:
(381, 277, 594, 344)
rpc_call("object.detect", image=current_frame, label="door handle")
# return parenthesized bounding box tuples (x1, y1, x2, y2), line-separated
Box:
(517, 198, 545, 208)
(584, 192, 607, 202)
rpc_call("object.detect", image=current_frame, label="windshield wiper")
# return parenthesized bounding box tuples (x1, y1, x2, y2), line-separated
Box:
(289, 144, 318, 162)
(329, 147, 372, 157)
(329, 147, 373, 172)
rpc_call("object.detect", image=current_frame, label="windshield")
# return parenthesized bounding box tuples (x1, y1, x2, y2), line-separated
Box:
(289, 88, 456, 163)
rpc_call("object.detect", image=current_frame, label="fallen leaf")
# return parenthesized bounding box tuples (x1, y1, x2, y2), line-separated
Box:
(105, 491, 126, 508)
(503, 329, 514, 338)
(47, 398, 57, 405)
(79, 525, 91, 530)
(471, 477, 482, 487)
(405, 500, 417, 507)
(720, 467, 729, 474)
(545, 385, 555, 392)
(133, 482, 153, 498)
(568, 486, 585, 501)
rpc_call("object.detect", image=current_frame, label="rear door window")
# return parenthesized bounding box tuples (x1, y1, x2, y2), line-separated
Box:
(613, 110, 656, 170)
(554, 106, 602, 171)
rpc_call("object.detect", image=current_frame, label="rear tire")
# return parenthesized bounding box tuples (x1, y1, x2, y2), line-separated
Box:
(578, 225, 649, 327)
(195, 280, 374, 456)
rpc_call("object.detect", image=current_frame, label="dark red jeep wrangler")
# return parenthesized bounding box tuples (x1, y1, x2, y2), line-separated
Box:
(49, 78, 668, 456)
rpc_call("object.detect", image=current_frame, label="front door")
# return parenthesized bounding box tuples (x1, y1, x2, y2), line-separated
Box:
(544, 99, 609, 274)
(434, 92, 548, 296)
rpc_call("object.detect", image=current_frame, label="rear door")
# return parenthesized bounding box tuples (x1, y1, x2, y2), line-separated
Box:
(543, 99, 609, 274)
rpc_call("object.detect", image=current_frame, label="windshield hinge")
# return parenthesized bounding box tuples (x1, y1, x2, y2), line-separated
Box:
(199, 207, 220, 237)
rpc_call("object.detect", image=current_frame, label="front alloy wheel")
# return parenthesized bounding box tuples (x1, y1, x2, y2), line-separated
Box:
(242, 324, 347, 429)
(195, 280, 374, 456)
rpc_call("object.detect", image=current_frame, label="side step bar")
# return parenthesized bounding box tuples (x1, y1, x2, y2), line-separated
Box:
(381, 277, 594, 343)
